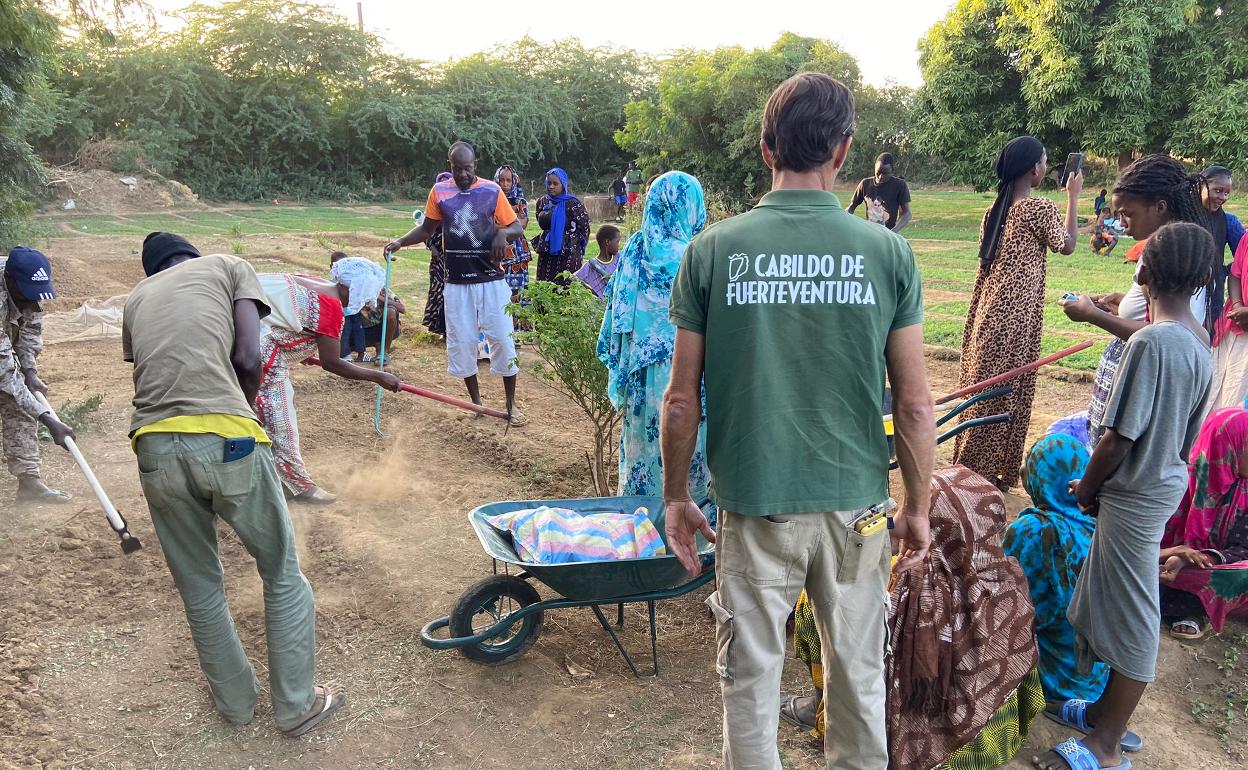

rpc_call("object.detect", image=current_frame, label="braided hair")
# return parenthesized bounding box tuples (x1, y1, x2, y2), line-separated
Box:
(1140, 222, 1215, 297)
(1201, 164, 1232, 182)
(1112, 154, 1210, 229)
(1114, 154, 1217, 330)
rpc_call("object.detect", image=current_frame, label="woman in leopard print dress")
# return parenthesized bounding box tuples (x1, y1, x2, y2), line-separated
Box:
(952, 137, 1080, 490)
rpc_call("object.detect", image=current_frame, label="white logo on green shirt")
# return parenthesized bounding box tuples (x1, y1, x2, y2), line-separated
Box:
(726, 253, 877, 307)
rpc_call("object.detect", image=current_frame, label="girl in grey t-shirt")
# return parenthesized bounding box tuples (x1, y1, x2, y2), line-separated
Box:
(1036, 223, 1214, 770)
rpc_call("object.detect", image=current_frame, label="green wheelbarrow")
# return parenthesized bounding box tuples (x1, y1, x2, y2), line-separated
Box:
(421, 387, 1014, 678)
(420, 496, 715, 678)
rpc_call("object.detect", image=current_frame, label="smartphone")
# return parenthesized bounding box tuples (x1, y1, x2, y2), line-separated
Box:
(1061, 152, 1083, 188)
(853, 500, 894, 537)
(854, 510, 888, 537)
(1062, 292, 1079, 302)
(223, 436, 256, 463)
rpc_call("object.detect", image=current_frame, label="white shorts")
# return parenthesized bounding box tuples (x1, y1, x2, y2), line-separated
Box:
(444, 281, 519, 378)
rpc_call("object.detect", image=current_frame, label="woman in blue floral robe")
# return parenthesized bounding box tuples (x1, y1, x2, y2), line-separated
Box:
(597, 171, 711, 504)
(1003, 434, 1109, 703)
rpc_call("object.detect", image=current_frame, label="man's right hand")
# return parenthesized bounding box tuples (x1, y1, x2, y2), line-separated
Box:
(376, 372, 401, 392)
(664, 499, 714, 575)
(1065, 169, 1084, 198)
(1060, 293, 1099, 323)
(890, 507, 930, 574)
(39, 414, 75, 448)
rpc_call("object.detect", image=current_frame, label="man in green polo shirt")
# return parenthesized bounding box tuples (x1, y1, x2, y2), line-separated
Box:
(661, 73, 935, 769)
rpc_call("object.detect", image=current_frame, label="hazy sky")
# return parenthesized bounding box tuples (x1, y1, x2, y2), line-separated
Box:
(149, 0, 955, 87)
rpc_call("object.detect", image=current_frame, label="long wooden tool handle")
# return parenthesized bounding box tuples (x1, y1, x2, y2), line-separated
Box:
(397, 381, 510, 420)
(934, 340, 1094, 405)
(35, 393, 128, 534)
(305, 358, 510, 420)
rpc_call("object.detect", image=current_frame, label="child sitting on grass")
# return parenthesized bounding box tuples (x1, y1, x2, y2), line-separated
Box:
(573, 225, 621, 298)
(1034, 221, 1215, 770)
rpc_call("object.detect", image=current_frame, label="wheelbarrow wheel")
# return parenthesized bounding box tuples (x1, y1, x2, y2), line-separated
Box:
(450, 575, 544, 665)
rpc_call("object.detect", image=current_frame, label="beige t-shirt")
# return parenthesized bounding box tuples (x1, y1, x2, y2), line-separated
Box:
(122, 254, 270, 433)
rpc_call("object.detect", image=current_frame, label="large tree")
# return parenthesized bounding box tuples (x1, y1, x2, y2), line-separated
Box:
(917, 0, 1248, 188)
(913, 0, 1028, 190)
(1166, 2, 1248, 170)
(616, 33, 862, 199)
(511, 37, 654, 179)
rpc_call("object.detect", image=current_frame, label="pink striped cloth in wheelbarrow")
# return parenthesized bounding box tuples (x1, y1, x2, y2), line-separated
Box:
(485, 505, 667, 564)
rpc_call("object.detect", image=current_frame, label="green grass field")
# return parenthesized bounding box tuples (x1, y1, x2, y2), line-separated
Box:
(42, 189, 1244, 371)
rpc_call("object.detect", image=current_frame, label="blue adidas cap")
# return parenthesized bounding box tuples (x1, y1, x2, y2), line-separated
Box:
(4, 247, 57, 302)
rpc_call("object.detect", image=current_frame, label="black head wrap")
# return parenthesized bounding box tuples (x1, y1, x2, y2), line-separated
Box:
(142, 232, 201, 276)
(978, 136, 1046, 268)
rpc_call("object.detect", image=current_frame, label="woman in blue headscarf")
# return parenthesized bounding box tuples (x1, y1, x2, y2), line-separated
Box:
(1003, 435, 1108, 704)
(534, 167, 590, 286)
(597, 170, 710, 501)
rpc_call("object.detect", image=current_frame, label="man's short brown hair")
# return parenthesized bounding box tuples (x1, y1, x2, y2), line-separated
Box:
(761, 73, 855, 173)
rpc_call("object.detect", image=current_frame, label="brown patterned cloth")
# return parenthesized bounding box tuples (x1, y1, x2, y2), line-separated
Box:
(886, 466, 1038, 770)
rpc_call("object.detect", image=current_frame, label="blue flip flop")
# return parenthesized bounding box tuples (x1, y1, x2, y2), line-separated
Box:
(1048, 738, 1132, 770)
(1044, 699, 1143, 753)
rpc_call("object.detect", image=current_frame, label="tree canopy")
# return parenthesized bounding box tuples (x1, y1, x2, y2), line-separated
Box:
(0, 0, 58, 244)
(917, 0, 1248, 189)
(5, 0, 1245, 234)
(26, 1, 654, 201)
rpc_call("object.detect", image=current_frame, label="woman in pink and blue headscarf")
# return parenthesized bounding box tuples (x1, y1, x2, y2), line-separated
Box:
(597, 170, 710, 504)
(533, 167, 590, 286)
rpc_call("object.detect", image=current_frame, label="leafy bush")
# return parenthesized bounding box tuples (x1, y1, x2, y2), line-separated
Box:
(0, 0, 58, 249)
(511, 280, 620, 496)
(31, 2, 657, 203)
(37, 393, 104, 441)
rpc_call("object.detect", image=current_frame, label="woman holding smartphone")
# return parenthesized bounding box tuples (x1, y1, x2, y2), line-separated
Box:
(952, 136, 1080, 492)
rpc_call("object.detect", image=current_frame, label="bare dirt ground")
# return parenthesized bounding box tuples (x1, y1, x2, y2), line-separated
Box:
(1, 230, 1243, 769)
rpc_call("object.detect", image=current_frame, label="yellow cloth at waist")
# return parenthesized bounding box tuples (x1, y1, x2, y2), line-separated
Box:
(131, 414, 271, 452)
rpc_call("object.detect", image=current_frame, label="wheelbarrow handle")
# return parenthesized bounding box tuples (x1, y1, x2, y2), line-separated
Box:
(935, 385, 1014, 429)
(888, 413, 1011, 471)
(882, 386, 1013, 429)
(936, 413, 1012, 445)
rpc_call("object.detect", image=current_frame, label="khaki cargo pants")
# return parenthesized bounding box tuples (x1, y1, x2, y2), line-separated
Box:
(709, 508, 891, 770)
(136, 432, 317, 730)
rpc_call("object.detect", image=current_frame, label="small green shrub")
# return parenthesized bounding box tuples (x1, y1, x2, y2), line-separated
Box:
(511, 279, 620, 495)
(38, 393, 104, 440)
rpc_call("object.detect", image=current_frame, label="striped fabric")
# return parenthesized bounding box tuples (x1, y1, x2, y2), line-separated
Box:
(486, 505, 666, 564)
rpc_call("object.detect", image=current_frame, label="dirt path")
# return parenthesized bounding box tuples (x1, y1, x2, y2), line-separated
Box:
(1, 234, 1242, 769)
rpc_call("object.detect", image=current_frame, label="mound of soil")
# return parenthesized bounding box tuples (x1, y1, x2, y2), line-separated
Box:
(41, 168, 204, 214)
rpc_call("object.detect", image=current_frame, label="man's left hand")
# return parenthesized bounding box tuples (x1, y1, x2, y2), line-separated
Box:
(39, 414, 75, 448)
(24, 370, 48, 397)
(890, 508, 930, 574)
(664, 499, 714, 576)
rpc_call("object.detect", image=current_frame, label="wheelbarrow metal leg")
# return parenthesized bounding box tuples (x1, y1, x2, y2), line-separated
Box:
(590, 604, 657, 678)
(616, 602, 625, 628)
(648, 600, 659, 677)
